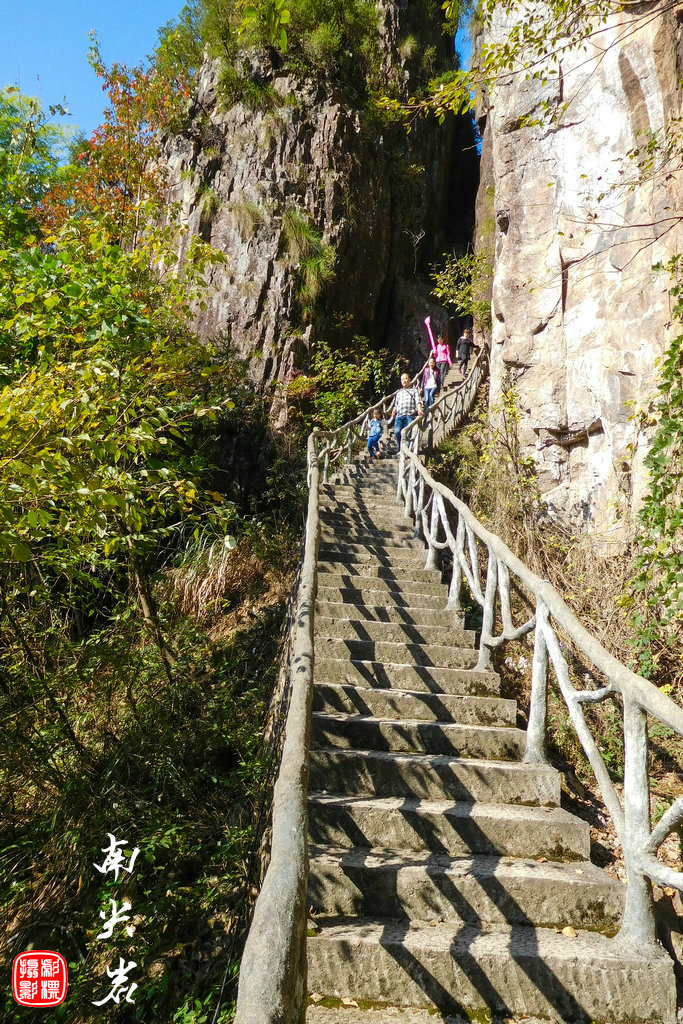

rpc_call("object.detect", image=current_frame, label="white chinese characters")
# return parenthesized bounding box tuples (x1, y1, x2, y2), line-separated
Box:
(93, 834, 139, 881)
(92, 833, 141, 1007)
(92, 958, 138, 1006)
(97, 898, 132, 940)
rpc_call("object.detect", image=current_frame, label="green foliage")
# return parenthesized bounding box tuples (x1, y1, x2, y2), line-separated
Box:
(287, 336, 399, 430)
(281, 207, 336, 320)
(218, 63, 280, 111)
(198, 182, 223, 218)
(623, 260, 683, 689)
(440, 0, 474, 39)
(287, 0, 380, 84)
(165, 0, 382, 105)
(231, 196, 266, 240)
(0, 89, 306, 1024)
(242, 0, 291, 53)
(0, 89, 70, 247)
(430, 247, 493, 329)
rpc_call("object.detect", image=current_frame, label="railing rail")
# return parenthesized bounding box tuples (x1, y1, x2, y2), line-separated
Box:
(233, 434, 319, 1024)
(396, 424, 683, 948)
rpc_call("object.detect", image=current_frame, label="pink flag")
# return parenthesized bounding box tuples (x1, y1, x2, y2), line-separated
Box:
(424, 316, 436, 355)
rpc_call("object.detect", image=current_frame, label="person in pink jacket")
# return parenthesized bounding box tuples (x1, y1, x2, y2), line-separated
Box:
(424, 315, 452, 389)
(434, 335, 452, 389)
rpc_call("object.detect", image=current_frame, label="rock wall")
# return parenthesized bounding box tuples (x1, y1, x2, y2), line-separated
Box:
(158, 1, 477, 404)
(477, 1, 683, 538)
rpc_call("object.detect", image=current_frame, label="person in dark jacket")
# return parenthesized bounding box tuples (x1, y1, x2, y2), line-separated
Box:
(457, 328, 476, 375)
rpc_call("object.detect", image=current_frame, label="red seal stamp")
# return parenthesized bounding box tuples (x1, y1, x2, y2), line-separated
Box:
(12, 951, 68, 1007)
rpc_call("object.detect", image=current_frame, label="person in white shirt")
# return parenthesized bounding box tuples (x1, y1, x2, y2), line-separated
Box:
(422, 356, 440, 411)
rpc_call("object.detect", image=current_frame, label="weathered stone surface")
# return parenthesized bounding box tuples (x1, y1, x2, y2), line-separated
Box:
(313, 657, 499, 694)
(317, 587, 447, 609)
(478, 3, 683, 537)
(308, 794, 589, 860)
(312, 682, 516, 725)
(308, 920, 677, 1023)
(309, 749, 558, 804)
(314, 617, 474, 647)
(315, 601, 460, 626)
(311, 712, 526, 760)
(308, 848, 624, 930)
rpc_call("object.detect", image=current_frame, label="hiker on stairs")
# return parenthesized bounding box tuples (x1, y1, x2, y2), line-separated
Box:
(422, 356, 440, 411)
(388, 372, 423, 452)
(424, 315, 452, 390)
(366, 408, 384, 461)
(457, 327, 477, 376)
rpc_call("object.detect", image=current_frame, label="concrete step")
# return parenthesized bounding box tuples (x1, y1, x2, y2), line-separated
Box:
(320, 509, 410, 530)
(308, 848, 625, 932)
(320, 529, 420, 548)
(315, 639, 479, 670)
(316, 602, 462, 628)
(312, 713, 525, 761)
(321, 486, 397, 500)
(317, 587, 447, 610)
(320, 521, 415, 540)
(314, 618, 475, 648)
(307, 919, 676, 1023)
(314, 658, 500, 696)
(309, 749, 559, 805)
(329, 472, 397, 488)
(318, 548, 427, 569)
(316, 573, 446, 596)
(317, 565, 441, 584)
(320, 539, 424, 556)
(307, 1007, 450, 1024)
(307, 795, 590, 860)
(320, 494, 401, 510)
(319, 510, 413, 532)
(313, 683, 516, 726)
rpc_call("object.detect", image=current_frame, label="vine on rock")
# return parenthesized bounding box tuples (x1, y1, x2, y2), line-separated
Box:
(624, 259, 683, 692)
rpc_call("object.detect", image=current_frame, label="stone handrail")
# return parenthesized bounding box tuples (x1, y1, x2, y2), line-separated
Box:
(396, 433, 683, 948)
(233, 433, 319, 1024)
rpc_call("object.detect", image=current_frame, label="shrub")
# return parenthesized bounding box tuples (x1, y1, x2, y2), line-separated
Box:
(281, 207, 336, 319)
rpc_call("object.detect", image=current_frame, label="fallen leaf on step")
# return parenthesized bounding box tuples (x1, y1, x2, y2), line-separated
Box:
(536, 857, 548, 863)
(561, 925, 578, 938)
(429, 920, 437, 927)
(310, 994, 323, 1004)
(574, 869, 583, 875)
(341, 997, 359, 1007)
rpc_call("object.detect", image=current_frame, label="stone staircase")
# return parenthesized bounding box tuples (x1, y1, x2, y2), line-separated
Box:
(305, 460, 672, 1023)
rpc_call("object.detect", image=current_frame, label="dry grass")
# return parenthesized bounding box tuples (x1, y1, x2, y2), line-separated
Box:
(164, 536, 292, 624)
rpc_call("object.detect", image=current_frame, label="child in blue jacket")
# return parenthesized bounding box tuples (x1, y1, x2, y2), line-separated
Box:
(367, 409, 383, 460)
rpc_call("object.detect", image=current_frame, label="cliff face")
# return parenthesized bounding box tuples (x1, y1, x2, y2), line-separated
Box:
(477, 2, 683, 537)
(159, 2, 476, 401)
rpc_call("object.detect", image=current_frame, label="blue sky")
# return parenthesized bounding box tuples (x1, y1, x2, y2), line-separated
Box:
(0, 1, 184, 139)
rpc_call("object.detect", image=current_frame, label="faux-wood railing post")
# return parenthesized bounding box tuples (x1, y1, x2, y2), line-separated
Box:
(447, 516, 465, 612)
(525, 600, 549, 765)
(476, 546, 497, 672)
(425, 488, 439, 571)
(415, 476, 425, 540)
(620, 695, 657, 948)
